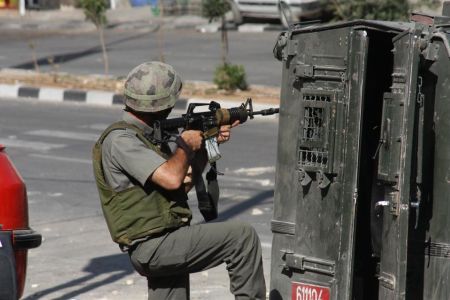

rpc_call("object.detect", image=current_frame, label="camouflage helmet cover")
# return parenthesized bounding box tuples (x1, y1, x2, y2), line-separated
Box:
(123, 61, 182, 113)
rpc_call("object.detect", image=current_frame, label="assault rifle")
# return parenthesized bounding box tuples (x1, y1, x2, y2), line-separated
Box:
(153, 98, 279, 163)
(153, 98, 279, 222)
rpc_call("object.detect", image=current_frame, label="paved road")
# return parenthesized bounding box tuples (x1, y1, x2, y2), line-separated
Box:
(0, 29, 282, 87)
(0, 98, 279, 299)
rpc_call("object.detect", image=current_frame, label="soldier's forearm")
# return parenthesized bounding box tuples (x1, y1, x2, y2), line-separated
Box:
(150, 148, 190, 190)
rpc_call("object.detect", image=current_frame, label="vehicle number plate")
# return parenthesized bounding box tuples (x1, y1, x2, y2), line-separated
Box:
(292, 282, 330, 300)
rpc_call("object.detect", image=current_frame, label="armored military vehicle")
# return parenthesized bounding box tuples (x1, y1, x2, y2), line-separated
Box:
(271, 2, 450, 299)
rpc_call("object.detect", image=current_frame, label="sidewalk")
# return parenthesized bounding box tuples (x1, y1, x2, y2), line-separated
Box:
(0, 6, 209, 33)
(0, 5, 283, 34)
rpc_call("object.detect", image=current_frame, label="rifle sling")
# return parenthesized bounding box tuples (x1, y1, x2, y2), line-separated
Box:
(194, 163, 219, 222)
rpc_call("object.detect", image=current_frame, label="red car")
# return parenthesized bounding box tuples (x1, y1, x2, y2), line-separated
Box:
(0, 144, 41, 299)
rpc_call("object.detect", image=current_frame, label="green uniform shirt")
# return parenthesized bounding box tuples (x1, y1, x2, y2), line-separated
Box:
(102, 111, 166, 192)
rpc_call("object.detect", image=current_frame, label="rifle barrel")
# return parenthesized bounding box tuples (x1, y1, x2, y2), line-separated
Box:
(251, 108, 280, 116)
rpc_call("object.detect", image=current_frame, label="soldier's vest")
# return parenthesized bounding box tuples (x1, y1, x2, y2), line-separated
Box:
(92, 121, 192, 246)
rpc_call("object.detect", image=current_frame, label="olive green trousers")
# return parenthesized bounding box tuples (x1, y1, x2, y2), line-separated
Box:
(129, 221, 266, 300)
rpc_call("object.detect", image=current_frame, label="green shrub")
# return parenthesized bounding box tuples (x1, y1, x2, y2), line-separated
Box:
(214, 63, 248, 91)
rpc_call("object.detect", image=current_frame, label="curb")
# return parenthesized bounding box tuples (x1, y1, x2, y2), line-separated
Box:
(0, 84, 279, 118)
(0, 84, 125, 106)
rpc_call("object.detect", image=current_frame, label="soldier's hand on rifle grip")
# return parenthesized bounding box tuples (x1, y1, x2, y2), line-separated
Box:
(217, 120, 240, 144)
(180, 130, 204, 151)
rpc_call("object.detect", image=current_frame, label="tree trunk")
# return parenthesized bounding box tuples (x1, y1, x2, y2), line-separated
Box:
(221, 15, 229, 65)
(98, 25, 109, 75)
(28, 40, 40, 73)
(157, 0, 165, 62)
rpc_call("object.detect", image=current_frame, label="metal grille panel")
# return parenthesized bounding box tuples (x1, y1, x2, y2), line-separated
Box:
(299, 148, 329, 168)
(303, 107, 325, 141)
(298, 89, 338, 172)
(303, 93, 332, 102)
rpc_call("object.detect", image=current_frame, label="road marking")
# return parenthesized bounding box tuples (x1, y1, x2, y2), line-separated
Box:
(29, 153, 91, 164)
(0, 138, 66, 151)
(252, 208, 264, 215)
(231, 166, 275, 176)
(220, 176, 273, 187)
(25, 129, 99, 141)
(48, 192, 63, 197)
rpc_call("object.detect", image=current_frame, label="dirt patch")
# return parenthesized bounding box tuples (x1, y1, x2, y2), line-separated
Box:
(0, 69, 281, 105)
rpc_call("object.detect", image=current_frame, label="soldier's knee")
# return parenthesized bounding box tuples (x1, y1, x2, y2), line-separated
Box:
(234, 222, 260, 247)
(242, 222, 257, 237)
(222, 221, 260, 249)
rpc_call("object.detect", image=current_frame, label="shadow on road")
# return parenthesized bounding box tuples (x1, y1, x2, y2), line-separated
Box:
(23, 190, 273, 299)
(23, 253, 134, 300)
(10, 31, 154, 70)
(216, 189, 274, 221)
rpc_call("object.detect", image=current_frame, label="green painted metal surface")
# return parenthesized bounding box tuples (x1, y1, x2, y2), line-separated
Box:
(271, 2, 450, 299)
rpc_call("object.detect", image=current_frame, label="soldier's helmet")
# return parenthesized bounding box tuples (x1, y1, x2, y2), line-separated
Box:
(123, 61, 182, 113)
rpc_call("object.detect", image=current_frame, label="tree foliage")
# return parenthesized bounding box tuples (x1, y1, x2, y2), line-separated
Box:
(326, 0, 440, 21)
(201, 0, 230, 21)
(78, 0, 108, 27)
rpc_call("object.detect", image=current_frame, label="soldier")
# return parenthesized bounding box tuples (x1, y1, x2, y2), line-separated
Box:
(92, 61, 266, 299)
